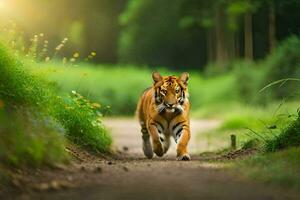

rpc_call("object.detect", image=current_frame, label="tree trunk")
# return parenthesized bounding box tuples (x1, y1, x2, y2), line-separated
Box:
(244, 12, 253, 60)
(269, 0, 276, 52)
(234, 31, 240, 58)
(227, 31, 236, 60)
(215, 8, 228, 68)
(207, 28, 215, 63)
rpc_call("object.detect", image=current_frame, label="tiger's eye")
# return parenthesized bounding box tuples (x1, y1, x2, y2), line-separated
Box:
(161, 89, 167, 95)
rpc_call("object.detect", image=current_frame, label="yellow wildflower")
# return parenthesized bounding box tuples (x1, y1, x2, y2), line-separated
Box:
(73, 52, 79, 58)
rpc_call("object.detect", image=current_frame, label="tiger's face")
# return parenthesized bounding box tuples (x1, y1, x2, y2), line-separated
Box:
(152, 72, 189, 113)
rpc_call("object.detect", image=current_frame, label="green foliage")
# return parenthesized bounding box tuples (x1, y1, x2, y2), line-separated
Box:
(53, 91, 112, 152)
(118, 0, 206, 69)
(0, 42, 112, 155)
(196, 101, 299, 151)
(233, 36, 300, 104)
(220, 116, 262, 130)
(233, 61, 266, 104)
(0, 108, 67, 167)
(236, 147, 300, 190)
(262, 36, 300, 99)
(36, 64, 153, 115)
(35, 63, 240, 115)
(242, 138, 261, 150)
(264, 111, 300, 152)
(226, 0, 260, 30)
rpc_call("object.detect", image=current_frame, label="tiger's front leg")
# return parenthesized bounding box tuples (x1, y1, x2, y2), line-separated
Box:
(148, 120, 164, 157)
(175, 125, 191, 161)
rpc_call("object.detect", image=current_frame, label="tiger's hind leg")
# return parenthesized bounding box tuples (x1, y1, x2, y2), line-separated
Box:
(141, 122, 153, 159)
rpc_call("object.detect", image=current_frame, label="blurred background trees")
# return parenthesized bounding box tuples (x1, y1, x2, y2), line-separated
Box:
(0, 0, 299, 70)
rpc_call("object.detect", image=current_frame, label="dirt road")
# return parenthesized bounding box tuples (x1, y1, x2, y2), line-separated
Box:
(3, 118, 299, 200)
(105, 118, 221, 156)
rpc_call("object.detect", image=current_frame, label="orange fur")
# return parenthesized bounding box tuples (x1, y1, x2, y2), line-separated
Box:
(136, 72, 191, 160)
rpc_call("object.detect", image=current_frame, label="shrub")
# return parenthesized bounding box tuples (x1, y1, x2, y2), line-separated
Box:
(233, 60, 262, 103)
(0, 42, 112, 154)
(53, 91, 112, 152)
(264, 111, 300, 152)
(233, 36, 300, 104)
(0, 107, 67, 167)
(262, 36, 300, 100)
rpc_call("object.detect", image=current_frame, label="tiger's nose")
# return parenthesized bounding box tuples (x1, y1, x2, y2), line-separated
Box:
(165, 103, 174, 108)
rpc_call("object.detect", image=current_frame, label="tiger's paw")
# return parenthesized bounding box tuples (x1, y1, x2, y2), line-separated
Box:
(143, 146, 154, 159)
(153, 143, 164, 157)
(143, 141, 153, 159)
(177, 154, 191, 161)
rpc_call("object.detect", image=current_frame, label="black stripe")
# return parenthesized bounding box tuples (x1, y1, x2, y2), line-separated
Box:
(159, 137, 165, 142)
(172, 121, 184, 131)
(153, 120, 164, 131)
(179, 91, 185, 105)
(155, 88, 161, 104)
(175, 127, 183, 137)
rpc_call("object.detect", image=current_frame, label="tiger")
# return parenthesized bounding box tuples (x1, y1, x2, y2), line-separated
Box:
(136, 72, 191, 161)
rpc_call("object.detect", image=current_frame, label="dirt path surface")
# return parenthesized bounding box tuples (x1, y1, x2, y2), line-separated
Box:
(2, 118, 299, 200)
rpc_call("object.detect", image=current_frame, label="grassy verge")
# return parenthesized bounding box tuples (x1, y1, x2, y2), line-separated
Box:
(202, 105, 300, 190)
(236, 147, 300, 190)
(196, 101, 299, 151)
(0, 41, 112, 180)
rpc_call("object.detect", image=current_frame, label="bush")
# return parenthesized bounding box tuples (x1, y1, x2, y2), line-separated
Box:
(263, 36, 300, 99)
(233, 60, 268, 104)
(53, 91, 112, 152)
(0, 42, 112, 154)
(234, 36, 300, 104)
(264, 111, 300, 152)
(0, 107, 67, 167)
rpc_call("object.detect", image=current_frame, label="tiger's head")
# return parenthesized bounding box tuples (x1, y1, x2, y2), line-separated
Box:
(152, 72, 189, 114)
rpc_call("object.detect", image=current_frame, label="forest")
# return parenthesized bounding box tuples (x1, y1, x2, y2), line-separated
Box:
(0, 0, 300, 199)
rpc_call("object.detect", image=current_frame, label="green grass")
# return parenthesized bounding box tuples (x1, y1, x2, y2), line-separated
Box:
(31, 62, 238, 116)
(196, 101, 299, 151)
(0, 108, 67, 167)
(33, 63, 153, 115)
(0, 41, 112, 172)
(264, 111, 300, 152)
(236, 147, 300, 190)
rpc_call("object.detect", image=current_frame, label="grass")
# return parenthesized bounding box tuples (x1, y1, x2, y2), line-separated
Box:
(0, 108, 67, 167)
(196, 101, 299, 151)
(33, 63, 153, 115)
(31, 62, 238, 116)
(236, 147, 300, 190)
(0, 41, 112, 174)
(264, 111, 300, 152)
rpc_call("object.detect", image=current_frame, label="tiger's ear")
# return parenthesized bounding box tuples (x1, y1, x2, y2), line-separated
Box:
(152, 71, 162, 84)
(179, 72, 189, 86)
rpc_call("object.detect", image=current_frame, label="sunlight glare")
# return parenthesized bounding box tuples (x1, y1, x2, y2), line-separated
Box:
(0, 0, 6, 10)
(0, 0, 10, 13)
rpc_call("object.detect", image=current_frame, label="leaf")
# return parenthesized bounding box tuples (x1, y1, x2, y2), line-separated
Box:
(259, 78, 300, 93)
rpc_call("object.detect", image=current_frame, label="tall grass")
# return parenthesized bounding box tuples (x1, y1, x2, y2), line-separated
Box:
(0, 42, 112, 160)
(0, 108, 67, 167)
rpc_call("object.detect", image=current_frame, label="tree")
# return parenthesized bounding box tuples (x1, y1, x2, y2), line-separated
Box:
(118, 0, 206, 69)
(268, 0, 276, 52)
